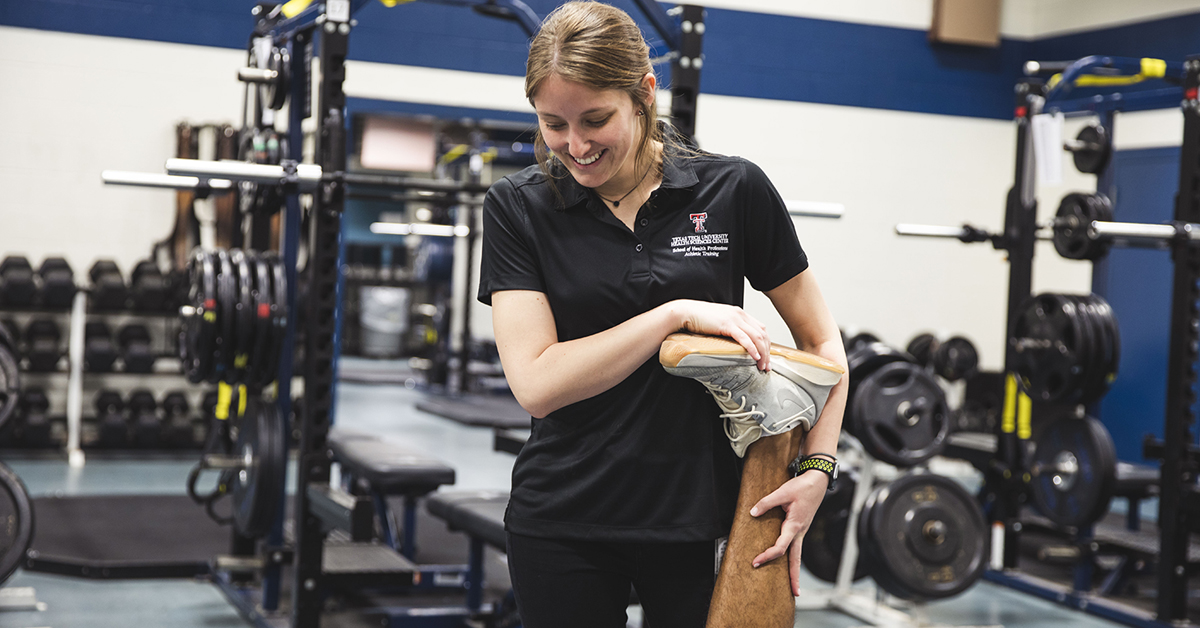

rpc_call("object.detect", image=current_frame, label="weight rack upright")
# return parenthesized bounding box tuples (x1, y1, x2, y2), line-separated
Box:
(899, 55, 1196, 628)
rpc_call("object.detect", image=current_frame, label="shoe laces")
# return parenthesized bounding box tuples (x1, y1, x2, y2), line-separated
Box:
(699, 381, 763, 452)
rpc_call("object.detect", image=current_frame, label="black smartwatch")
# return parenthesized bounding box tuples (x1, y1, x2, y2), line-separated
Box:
(788, 455, 838, 491)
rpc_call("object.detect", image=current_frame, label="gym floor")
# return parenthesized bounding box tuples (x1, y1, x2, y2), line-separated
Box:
(2, 359, 1130, 628)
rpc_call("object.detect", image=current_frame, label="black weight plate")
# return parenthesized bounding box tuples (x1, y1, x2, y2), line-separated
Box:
(262, 253, 289, 385)
(213, 250, 236, 384)
(0, 343, 18, 431)
(231, 397, 286, 538)
(933, 336, 979, 382)
(1053, 193, 1111, 261)
(263, 47, 290, 111)
(858, 473, 988, 600)
(1062, 294, 1097, 402)
(851, 361, 950, 467)
(1073, 294, 1108, 403)
(247, 254, 273, 387)
(905, 333, 939, 368)
(1029, 415, 1118, 529)
(801, 471, 868, 583)
(0, 320, 15, 355)
(230, 250, 255, 384)
(1079, 294, 1119, 403)
(1073, 124, 1112, 175)
(0, 462, 33, 586)
(182, 250, 217, 384)
(1011, 294, 1088, 403)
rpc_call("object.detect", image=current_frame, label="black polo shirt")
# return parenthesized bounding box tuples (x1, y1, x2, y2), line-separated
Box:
(478, 146, 808, 542)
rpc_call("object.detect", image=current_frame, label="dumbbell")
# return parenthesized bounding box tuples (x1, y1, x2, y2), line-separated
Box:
(84, 321, 119, 373)
(905, 333, 980, 382)
(161, 391, 194, 448)
(844, 331, 881, 354)
(94, 390, 128, 448)
(128, 389, 161, 448)
(19, 388, 52, 448)
(118, 324, 156, 374)
(89, 260, 128, 311)
(130, 260, 168, 312)
(0, 256, 36, 308)
(25, 318, 62, 372)
(38, 257, 76, 310)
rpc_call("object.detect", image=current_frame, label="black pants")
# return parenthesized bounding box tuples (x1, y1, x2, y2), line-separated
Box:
(506, 532, 715, 628)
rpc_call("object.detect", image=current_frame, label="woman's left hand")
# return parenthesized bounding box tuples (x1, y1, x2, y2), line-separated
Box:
(748, 471, 828, 595)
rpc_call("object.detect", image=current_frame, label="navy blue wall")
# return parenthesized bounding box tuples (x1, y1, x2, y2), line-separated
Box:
(1096, 147, 1180, 463)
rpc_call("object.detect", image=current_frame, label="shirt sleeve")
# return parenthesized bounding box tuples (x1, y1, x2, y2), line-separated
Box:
(741, 159, 809, 292)
(477, 177, 546, 306)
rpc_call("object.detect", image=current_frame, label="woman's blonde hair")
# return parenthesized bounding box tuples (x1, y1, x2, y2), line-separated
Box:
(525, 1, 662, 186)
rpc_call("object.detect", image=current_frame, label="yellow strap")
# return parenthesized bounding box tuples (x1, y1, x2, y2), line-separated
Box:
(1017, 390, 1032, 440)
(438, 144, 469, 166)
(378, 0, 417, 6)
(1142, 57, 1167, 78)
(216, 382, 232, 421)
(238, 385, 248, 418)
(1050, 58, 1169, 90)
(1002, 373, 1017, 434)
(281, 0, 315, 18)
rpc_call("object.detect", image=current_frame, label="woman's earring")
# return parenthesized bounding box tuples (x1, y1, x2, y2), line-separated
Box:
(637, 109, 645, 116)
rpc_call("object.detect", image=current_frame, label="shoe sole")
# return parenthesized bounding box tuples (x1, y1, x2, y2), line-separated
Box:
(659, 332, 844, 386)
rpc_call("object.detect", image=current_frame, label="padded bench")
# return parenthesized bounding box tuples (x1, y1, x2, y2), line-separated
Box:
(427, 490, 510, 610)
(328, 428, 457, 558)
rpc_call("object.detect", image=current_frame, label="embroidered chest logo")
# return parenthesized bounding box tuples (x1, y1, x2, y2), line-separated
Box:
(670, 214, 729, 259)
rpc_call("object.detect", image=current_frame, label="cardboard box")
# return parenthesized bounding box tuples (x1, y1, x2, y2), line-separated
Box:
(930, 0, 1002, 47)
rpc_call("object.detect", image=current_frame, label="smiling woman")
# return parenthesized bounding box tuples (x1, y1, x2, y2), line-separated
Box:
(476, 2, 848, 627)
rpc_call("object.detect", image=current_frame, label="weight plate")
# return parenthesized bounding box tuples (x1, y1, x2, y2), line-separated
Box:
(231, 250, 255, 384)
(0, 462, 33, 586)
(182, 250, 217, 384)
(262, 253, 289, 385)
(851, 361, 950, 467)
(0, 343, 18, 431)
(0, 320, 15, 355)
(905, 333, 939, 368)
(1011, 294, 1089, 403)
(231, 397, 286, 538)
(1053, 193, 1112, 261)
(858, 473, 987, 600)
(933, 336, 978, 382)
(248, 254, 273, 387)
(1073, 124, 1112, 175)
(801, 470, 868, 583)
(1063, 294, 1097, 402)
(263, 47, 290, 111)
(1079, 294, 1120, 403)
(213, 250, 236, 383)
(1029, 415, 1118, 529)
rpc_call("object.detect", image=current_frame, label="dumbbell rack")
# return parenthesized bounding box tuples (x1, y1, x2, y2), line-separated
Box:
(0, 288, 192, 462)
(795, 441, 1001, 628)
(898, 55, 1200, 627)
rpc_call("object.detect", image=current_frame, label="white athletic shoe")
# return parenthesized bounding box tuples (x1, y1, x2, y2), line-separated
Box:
(659, 333, 844, 457)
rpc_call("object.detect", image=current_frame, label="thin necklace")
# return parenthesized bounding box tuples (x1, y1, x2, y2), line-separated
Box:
(596, 164, 653, 208)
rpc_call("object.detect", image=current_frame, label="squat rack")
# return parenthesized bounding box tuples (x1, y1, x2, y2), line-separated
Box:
(898, 55, 1200, 627)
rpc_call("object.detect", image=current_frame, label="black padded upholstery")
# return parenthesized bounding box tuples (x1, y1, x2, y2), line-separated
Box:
(329, 428, 456, 495)
(426, 491, 509, 551)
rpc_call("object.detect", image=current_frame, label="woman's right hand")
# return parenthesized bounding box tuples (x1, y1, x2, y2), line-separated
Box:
(670, 299, 772, 371)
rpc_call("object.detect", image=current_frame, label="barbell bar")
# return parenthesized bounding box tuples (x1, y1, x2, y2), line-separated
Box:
(101, 170, 234, 191)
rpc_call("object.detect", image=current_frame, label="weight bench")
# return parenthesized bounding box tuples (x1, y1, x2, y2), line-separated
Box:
(1114, 462, 1159, 531)
(426, 490, 509, 611)
(328, 428, 456, 559)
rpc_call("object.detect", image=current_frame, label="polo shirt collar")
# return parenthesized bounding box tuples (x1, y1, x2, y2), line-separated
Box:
(553, 138, 699, 213)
